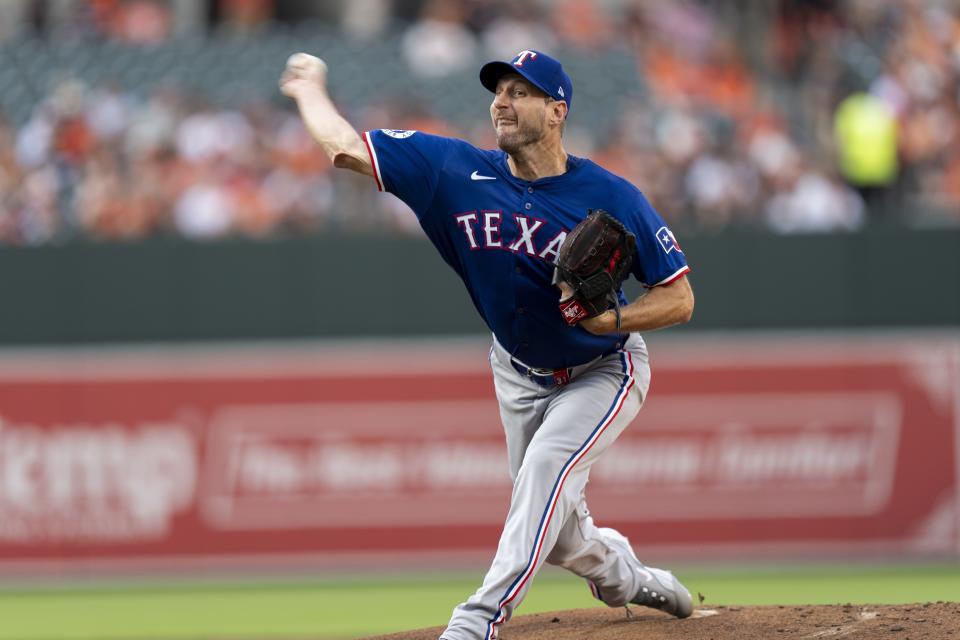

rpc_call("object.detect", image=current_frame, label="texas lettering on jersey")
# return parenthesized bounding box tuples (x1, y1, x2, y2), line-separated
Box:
(454, 211, 566, 262)
(363, 127, 690, 368)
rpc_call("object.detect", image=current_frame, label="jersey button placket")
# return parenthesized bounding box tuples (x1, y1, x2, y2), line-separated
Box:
(515, 187, 534, 351)
(509, 248, 527, 356)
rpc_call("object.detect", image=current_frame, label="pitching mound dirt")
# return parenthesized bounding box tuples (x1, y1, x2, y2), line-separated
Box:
(363, 602, 960, 639)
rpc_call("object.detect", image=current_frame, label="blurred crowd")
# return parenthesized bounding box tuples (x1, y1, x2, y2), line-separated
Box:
(0, 0, 958, 245)
(589, 0, 959, 232)
(1, 85, 341, 243)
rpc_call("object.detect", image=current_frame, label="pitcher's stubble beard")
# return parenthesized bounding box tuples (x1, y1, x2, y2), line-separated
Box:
(495, 111, 546, 155)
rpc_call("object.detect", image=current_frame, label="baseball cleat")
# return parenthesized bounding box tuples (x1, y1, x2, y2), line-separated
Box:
(629, 566, 693, 618)
(600, 528, 694, 618)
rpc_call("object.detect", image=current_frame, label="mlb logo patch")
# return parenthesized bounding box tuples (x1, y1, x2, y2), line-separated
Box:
(656, 226, 682, 254)
(381, 129, 416, 139)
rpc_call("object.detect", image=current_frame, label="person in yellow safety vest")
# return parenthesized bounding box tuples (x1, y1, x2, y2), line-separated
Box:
(834, 92, 899, 217)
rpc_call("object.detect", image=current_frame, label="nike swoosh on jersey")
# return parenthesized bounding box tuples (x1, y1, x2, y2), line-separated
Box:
(470, 171, 497, 181)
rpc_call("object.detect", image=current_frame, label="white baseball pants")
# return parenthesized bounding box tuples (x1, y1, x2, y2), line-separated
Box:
(441, 333, 652, 640)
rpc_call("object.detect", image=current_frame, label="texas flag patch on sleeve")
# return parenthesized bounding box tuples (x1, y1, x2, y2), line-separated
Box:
(656, 226, 682, 254)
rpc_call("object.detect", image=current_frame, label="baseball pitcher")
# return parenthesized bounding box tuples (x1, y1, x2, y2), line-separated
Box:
(281, 49, 695, 640)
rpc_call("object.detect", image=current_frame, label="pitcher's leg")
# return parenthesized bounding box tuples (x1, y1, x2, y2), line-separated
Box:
(442, 350, 644, 640)
(541, 343, 692, 617)
(488, 345, 549, 482)
(547, 497, 691, 612)
(546, 492, 639, 607)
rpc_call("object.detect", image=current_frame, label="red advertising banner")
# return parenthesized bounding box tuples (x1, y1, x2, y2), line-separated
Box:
(0, 335, 956, 575)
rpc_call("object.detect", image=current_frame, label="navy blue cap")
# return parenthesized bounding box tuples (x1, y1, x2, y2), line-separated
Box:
(480, 50, 573, 110)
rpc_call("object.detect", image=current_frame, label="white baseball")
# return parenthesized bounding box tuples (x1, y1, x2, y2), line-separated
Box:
(287, 52, 327, 77)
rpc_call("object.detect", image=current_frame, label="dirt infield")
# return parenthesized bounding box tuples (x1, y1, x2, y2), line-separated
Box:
(363, 602, 960, 639)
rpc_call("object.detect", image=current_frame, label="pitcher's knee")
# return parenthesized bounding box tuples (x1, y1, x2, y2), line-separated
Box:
(516, 450, 564, 486)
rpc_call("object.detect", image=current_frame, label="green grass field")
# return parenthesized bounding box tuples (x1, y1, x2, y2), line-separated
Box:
(2, 563, 959, 640)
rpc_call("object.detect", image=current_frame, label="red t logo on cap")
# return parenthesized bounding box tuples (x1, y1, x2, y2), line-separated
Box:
(514, 50, 537, 66)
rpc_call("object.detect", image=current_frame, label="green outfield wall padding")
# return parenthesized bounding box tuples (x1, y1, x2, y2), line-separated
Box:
(0, 229, 957, 344)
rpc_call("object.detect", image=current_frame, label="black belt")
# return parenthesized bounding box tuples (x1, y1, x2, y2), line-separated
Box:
(508, 342, 626, 388)
(510, 358, 573, 387)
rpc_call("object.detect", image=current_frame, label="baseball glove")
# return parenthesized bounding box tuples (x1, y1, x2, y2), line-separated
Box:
(553, 209, 636, 328)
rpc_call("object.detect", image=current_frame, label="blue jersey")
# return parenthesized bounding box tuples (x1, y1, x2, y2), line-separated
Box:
(364, 129, 690, 370)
